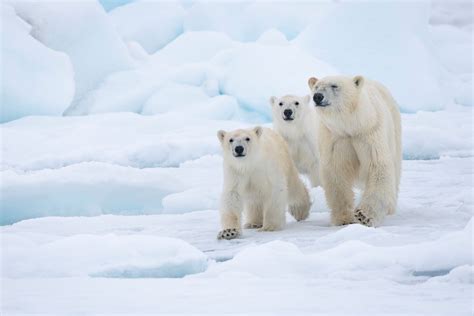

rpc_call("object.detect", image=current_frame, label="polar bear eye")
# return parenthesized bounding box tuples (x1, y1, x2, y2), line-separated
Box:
(245, 137, 250, 142)
(331, 84, 338, 89)
(229, 138, 234, 143)
(295, 102, 299, 106)
(279, 102, 283, 106)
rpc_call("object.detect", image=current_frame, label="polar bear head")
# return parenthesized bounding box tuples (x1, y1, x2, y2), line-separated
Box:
(269, 95, 311, 126)
(217, 127, 263, 165)
(307, 75, 364, 113)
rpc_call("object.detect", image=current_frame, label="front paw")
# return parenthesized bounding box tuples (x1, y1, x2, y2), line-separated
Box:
(244, 223, 263, 229)
(354, 209, 375, 227)
(217, 228, 241, 240)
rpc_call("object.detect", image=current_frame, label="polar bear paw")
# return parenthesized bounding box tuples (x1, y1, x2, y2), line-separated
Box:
(289, 203, 310, 221)
(354, 209, 375, 227)
(244, 223, 263, 229)
(217, 228, 240, 240)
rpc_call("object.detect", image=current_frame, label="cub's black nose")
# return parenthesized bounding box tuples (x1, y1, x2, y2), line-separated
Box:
(313, 93, 324, 105)
(283, 109, 293, 118)
(235, 145, 244, 154)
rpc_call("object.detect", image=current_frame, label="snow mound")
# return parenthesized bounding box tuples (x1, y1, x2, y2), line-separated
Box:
(110, 2, 185, 54)
(141, 82, 210, 115)
(203, 219, 473, 279)
(10, 1, 134, 112)
(296, 1, 448, 112)
(3, 234, 207, 278)
(151, 31, 235, 67)
(184, 1, 330, 42)
(214, 42, 337, 119)
(402, 108, 473, 159)
(1, 3, 74, 122)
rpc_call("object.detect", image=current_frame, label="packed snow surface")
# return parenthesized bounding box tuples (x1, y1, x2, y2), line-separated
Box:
(1, 0, 473, 315)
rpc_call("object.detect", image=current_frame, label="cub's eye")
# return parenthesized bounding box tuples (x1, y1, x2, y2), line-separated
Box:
(279, 102, 283, 106)
(295, 101, 299, 106)
(331, 85, 338, 89)
(245, 137, 250, 142)
(229, 139, 234, 143)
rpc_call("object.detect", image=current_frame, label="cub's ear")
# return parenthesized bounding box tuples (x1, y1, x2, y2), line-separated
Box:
(269, 96, 277, 106)
(308, 77, 318, 90)
(253, 126, 263, 138)
(217, 130, 226, 143)
(304, 95, 311, 104)
(353, 75, 364, 88)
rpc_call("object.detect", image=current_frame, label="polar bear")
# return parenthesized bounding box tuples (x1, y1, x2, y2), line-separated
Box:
(216, 126, 311, 240)
(270, 95, 320, 187)
(307, 75, 402, 227)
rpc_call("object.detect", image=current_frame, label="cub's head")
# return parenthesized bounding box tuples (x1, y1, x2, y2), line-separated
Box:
(307, 75, 365, 113)
(269, 95, 311, 125)
(217, 127, 263, 164)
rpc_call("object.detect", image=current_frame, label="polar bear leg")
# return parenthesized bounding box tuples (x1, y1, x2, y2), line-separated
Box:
(308, 166, 320, 188)
(244, 201, 263, 229)
(218, 190, 243, 239)
(287, 175, 310, 221)
(354, 145, 396, 227)
(321, 140, 357, 226)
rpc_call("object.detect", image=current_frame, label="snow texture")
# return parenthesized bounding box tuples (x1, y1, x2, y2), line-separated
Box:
(1, 1, 473, 315)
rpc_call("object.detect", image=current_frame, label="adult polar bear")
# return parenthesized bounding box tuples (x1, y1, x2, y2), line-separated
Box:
(308, 75, 401, 227)
(216, 127, 310, 240)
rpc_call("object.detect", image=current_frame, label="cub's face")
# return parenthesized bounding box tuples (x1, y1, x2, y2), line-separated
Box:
(217, 127, 262, 162)
(307, 75, 364, 113)
(270, 95, 311, 124)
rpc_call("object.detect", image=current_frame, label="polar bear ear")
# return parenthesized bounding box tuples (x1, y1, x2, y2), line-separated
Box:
(217, 130, 226, 143)
(253, 126, 263, 138)
(269, 96, 277, 106)
(353, 76, 365, 88)
(303, 95, 311, 104)
(308, 77, 318, 90)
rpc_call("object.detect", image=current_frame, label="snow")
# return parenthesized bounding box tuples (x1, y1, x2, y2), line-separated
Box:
(295, 1, 449, 112)
(0, 3, 74, 123)
(1, 155, 472, 313)
(3, 234, 207, 278)
(184, 1, 331, 42)
(110, 1, 185, 54)
(1, 1, 473, 315)
(10, 0, 134, 112)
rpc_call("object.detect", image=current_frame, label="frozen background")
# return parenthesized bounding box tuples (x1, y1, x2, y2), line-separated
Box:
(1, 0, 473, 314)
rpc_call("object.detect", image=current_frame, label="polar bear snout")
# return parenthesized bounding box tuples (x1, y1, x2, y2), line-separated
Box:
(283, 109, 294, 120)
(234, 145, 245, 157)
(313, 93, 328, 106)
(231, 139, 248, 158)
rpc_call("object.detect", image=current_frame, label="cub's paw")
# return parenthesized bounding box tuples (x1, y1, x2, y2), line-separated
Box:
(354, 209, 374, 227)
(289, 203, 310, 222)
(244, 223, 263, 229)
(217, 228, 240, 240)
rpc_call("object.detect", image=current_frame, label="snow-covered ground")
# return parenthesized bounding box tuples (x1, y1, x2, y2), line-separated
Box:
(1, 0, 473, 315)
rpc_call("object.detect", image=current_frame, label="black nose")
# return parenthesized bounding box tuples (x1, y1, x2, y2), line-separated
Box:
(235, 146, 244, 154)
(283, 109, 293, 118)
(313, 93, 324, 105)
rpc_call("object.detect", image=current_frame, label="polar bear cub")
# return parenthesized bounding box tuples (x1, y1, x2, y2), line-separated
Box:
(308, 75, 402, 227)
(270, 95, 320, 187)
(217, 126, 311, 240)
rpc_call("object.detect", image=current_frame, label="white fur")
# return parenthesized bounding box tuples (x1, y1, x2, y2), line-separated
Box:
(308, 75, 402, 227)
(217, 127, 310, 238)
(270, 95, 320, 187)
